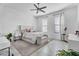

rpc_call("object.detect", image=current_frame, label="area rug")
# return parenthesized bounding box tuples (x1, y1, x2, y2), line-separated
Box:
(11, 39, 49, 56)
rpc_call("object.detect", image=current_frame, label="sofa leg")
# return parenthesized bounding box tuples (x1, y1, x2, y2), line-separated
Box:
(35, 40, 37, 45)
(8, 47, 10, 56)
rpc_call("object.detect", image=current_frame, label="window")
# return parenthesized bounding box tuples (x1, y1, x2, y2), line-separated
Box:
(42, 19, 47, 32)
(54, 14, 61, 33)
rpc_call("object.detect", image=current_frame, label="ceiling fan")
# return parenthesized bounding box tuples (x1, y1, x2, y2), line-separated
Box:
(30, 3, 47, 14)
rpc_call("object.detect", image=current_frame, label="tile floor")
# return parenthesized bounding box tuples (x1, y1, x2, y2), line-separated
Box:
(1, 39, 79, 56)
(31, 40, 68, 56)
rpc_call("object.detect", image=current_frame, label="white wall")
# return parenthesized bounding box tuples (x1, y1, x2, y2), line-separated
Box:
(0, 4, 36, 34)
(36, 13, 61, 39)
(64, 6, 77, 34)
(48, 5, 78, 39)
(77, 4, 79, 30)
(35, 4, 78, 40)
(0, 3, 72, 35)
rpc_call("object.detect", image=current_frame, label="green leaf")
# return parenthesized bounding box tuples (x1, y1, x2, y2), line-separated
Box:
(56, 49, 79, 56)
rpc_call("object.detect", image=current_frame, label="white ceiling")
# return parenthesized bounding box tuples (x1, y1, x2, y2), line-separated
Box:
(0, 3, 75, 15)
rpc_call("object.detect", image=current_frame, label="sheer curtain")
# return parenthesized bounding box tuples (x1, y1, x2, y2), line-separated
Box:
(54, 12, 64, 39)
(60, 13, 65, 35)
(54, 14, 61, 33)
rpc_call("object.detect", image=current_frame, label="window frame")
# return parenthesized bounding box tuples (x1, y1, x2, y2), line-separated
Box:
(54, 14, 61, 33)
(42, 19, 48, 32)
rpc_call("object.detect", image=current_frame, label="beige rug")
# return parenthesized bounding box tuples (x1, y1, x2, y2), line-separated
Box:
(11, 39, 48, 56)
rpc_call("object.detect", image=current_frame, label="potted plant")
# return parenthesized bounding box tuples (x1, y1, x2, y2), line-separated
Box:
(56, 49, 79, 56)
(6, 33, 12, 42)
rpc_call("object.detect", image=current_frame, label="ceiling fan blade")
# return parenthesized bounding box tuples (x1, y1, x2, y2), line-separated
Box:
(34, 4, 38, 9)
(40, 6, 47, 9)
(30, 9, 37, 11)
(37, 3, 40, 5)
(40, 9, 45, 13)
(37, 3, 40, 7)
(31, 3, 46, 14)
(36, 9, 38, 14)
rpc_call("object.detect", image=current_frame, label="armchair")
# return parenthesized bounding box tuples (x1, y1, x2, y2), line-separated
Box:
(13, 25, 22, 41)
(13, 30, 22, 41)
